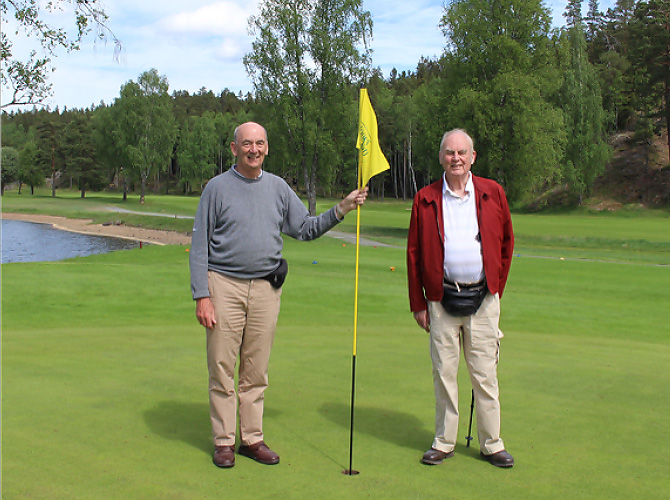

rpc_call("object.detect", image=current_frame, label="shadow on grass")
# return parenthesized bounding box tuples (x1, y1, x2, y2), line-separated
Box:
(319, 402, 434, 451)
(143, 401, 212, 455)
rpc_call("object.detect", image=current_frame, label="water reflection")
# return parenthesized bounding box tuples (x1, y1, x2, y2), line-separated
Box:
(1, 219, 140, 264)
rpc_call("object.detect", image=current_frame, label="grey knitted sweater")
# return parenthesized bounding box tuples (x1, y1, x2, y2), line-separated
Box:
(189, 166, 341, 299)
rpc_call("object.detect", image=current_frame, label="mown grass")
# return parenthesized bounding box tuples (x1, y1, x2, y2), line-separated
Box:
(4, 187, 670, 260)
(2, 189, 670, 499)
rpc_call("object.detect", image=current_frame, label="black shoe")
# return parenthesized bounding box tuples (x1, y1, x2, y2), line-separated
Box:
(421, 448, 455, 465)
(481, 450, 514, 468)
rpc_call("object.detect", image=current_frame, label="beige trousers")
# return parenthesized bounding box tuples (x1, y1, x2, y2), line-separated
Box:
(427, 293, 505, 455)
(206, 271, 282, 447)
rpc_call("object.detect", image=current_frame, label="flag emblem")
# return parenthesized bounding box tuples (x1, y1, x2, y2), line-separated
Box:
(356, 88, 390, 189)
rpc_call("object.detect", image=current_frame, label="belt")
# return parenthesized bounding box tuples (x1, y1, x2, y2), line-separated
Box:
(443, 278, 486, 293)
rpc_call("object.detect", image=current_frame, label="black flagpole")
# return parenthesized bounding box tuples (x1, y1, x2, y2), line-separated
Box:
(345, 354, 359, 475)
(466, 389, 475, 447)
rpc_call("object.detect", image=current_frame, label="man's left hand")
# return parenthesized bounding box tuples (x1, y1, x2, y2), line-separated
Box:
(338, 186, 369, 217)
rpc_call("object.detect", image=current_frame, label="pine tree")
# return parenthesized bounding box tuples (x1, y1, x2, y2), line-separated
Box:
(559, 1, 612, 204)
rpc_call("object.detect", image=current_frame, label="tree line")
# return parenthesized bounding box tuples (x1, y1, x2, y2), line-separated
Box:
(2, 0, 668, 209)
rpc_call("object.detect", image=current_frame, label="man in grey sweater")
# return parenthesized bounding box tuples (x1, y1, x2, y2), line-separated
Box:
(190, 121, 368, 468)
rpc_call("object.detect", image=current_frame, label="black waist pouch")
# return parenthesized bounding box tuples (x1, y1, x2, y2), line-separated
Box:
(440, 278, 488, 316)
(260, 258, 288, 289)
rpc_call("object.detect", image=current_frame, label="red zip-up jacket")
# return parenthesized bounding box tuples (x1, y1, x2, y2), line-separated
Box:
(407, 175, 514, 313)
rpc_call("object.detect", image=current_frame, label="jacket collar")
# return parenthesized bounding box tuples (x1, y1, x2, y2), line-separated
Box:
(420, 174, 492, 205)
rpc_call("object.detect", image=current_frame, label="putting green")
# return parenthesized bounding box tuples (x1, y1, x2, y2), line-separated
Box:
(2, 192, 669, 498)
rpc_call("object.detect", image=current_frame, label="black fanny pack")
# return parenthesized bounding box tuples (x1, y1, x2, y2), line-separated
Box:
(260, 258, 288, 289)
(440, 278, 488, 316)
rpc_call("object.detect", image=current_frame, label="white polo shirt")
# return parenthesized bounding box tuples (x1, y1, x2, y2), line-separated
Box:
(442, 173, 484, 284)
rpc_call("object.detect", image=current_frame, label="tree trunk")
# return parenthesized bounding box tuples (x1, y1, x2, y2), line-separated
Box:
(307, 149, 318, 215)
(402, 145, 407, 201)
(51, 145, 56, 198)
(665, 80, 670, 164)
(140, 174, 147, 204)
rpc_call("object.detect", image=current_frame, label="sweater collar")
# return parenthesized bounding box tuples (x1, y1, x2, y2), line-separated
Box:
(232, 164, 263, 180)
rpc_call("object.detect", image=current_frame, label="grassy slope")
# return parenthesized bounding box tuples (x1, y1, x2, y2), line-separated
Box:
(2, 191, 670, 499)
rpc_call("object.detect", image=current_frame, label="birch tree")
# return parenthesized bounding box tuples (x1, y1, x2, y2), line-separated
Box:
(114, 69, 177, 204)
(244, 0, 371, 214)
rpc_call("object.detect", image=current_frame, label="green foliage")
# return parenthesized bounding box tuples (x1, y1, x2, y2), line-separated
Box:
(411, 76, 452, 183)
(61, 111, 105, 197)
(1, 0, 119, 108)
(17, 139, 44, 193)
(1, 121, 33, 149)
(114, 69, 178, 203)
(630, 0, 670, 163)
(176, 112, 221, 193)
(557, 13, 612, 203)
(36, 115, 65, 197)
(447, 73, 566, 201)
(91, 103, 130, 196)
(440, 0, 553, 80)
(1, 145, 20, 193)
(245, 0, 372, 213)
(434, 0, 565, 202)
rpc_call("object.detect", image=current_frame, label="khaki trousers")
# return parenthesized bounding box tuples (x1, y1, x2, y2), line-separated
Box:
(427, 293, 505, 455)
(206, 271, 282, 447)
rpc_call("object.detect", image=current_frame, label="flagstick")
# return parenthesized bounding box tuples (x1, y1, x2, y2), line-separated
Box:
(344, 86, 389, 475)
(344, 204, 362, 476)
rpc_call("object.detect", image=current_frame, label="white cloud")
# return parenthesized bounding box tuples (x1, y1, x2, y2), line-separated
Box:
(215, 39, 246, 60)
(159, 2, 252, 37)
(364, 0, 445, 76)
(1, 0, 619, 111)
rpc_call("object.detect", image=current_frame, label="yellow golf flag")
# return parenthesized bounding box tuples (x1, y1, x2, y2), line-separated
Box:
(356, 88, 390, 189)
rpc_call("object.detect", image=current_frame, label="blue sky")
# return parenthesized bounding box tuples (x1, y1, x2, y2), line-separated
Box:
(3, 0, 614, 111)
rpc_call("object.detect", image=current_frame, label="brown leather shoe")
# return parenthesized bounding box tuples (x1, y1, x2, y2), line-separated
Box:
(481, 450, 514, 468)
(421, 448, 455, 465)
(238, 441, 280, 465)
(213, 445, 235, 468)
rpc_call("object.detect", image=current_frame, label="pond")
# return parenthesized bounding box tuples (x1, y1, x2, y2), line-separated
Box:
(1, 219, 141, 264)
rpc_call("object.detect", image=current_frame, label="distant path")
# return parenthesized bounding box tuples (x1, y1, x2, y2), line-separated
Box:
(107, 207, 195, 219)
(325, 230, 398, 248)
(514, 253, 669, 267)
(105, 207, 396, 247)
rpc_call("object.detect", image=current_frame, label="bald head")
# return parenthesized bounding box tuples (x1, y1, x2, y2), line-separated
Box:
(439, 128, 477, 187)
(234, 122, 268, 144)
(440, 128, 474, 153)
(231, 122, 269, 179)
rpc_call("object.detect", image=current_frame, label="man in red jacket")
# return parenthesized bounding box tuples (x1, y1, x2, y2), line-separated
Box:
(407, 129, 514, 468)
